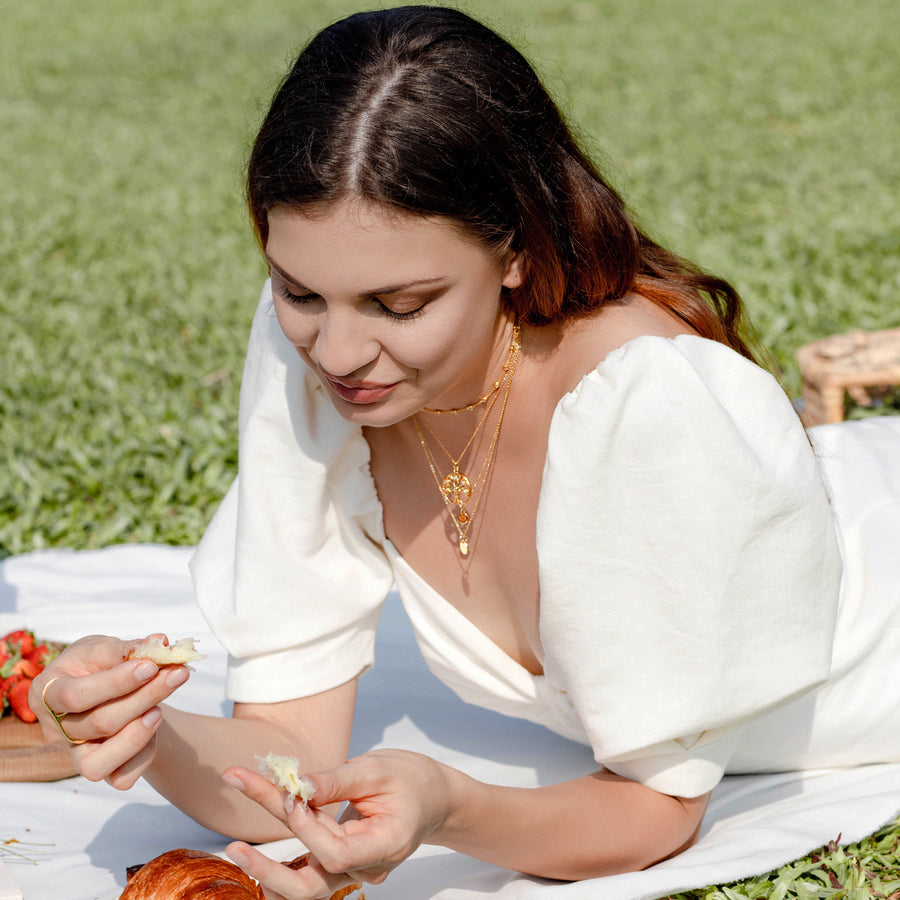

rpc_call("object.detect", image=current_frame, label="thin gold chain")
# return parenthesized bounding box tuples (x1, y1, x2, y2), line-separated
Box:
(412, 326, 521, 556)
(418, 380, 502, 469)
(422, 326, 520, 415)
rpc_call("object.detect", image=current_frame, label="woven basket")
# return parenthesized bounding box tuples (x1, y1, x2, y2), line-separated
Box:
(795, 327, 900, 426)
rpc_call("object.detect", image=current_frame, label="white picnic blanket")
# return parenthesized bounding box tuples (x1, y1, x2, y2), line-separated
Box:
(1, 544, 898, 899)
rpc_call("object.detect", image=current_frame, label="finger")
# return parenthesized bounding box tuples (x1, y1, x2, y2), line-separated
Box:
(105, 730, 159, 791)
(223, 768, 293, 823)
(297, 756, 383, 809)
(48, 666, 189, 743)
(227, 842, 350, 900)
(223, 768, 345, 835)
(73, 707, 163, 784)
(43, 658, 160, 715)
(288, 817, 389, 878)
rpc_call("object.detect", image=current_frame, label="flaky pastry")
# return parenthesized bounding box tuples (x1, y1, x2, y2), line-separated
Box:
(119, 848, 364, 900)
(257, 751, 316, 805)
(124, 636, 206, 668)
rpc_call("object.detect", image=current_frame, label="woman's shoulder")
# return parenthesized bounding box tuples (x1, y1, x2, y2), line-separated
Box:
(546, 292, 698, 395)
(546, 292, 769, 411)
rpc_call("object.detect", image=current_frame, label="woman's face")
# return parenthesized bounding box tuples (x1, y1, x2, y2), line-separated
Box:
(265, 200, 523, 427)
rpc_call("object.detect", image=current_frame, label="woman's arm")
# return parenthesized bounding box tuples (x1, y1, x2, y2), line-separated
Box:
(224, 748, 709, 898)
(440, 763, 708, 879)
(144, 684, 358, 840)
(31, 635, 358, 842)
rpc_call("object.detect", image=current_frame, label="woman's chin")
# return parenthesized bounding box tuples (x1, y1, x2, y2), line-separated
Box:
(327, 394, 416, 429)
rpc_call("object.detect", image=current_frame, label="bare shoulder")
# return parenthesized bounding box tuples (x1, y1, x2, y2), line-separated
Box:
(550, 293, 699, 394)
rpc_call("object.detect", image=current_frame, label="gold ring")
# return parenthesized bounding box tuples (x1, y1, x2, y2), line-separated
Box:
(41, 676, 87, 746)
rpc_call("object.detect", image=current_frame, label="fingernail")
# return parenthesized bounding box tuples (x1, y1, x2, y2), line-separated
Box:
(222, 772, 245, 791)
(134, 661, 158, 682)
(142, 707, 162, 728)
(283, 791, 296, 814)
(166, 667, 189, 688)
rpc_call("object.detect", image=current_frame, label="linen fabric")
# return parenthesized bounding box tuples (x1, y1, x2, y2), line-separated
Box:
(193, 281, 900, 798)
(4, 545, 900, 900)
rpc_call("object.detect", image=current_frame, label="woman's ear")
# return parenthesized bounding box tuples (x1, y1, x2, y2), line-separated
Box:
(501, 250, 525, 290)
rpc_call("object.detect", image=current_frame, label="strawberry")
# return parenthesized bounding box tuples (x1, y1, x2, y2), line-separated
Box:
(2, 631, 35, 656)
(27, 643, 52, 666)
(10, 658, 41, 679)
(7, 677, 37, 722)
(1, 674, 21, 719)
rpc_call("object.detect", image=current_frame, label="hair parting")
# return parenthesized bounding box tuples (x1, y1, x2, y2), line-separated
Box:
(247, 5, 756, 361)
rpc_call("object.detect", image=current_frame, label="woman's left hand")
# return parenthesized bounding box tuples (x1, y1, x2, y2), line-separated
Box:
(222, 749, 456, 899)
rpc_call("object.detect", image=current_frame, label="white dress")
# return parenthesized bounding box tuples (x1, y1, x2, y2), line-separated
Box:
(192, 283, 900, 798)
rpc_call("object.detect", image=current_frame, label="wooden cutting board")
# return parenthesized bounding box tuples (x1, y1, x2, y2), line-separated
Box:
(0, 717, 77, 782)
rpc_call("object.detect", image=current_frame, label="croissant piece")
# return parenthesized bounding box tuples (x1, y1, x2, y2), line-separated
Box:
(124, 636, 206, 667)
(119, 848, 364, 900)
(119, 849, 264, 898)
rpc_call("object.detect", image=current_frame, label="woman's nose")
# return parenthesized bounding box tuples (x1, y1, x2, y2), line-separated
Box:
(314, 308, 379, 378)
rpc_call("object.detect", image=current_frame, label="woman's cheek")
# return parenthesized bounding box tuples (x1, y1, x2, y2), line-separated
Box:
(274, 305, 316, 351)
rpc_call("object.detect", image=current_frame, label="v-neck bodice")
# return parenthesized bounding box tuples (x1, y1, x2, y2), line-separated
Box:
(384, 540, 589, 744)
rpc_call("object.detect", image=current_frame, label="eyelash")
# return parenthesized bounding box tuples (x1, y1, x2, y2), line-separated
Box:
(275, 283, 426, 321)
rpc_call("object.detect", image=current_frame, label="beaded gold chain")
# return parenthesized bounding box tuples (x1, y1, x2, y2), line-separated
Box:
(421, 326, 520, 415)
(412, 325, 521, 556)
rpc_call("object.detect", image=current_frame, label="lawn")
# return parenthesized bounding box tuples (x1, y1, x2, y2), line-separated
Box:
(2, 0, 899, 555)
(1, 0, 899, 894)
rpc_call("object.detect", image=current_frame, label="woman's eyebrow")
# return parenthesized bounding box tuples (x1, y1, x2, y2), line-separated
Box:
(265, 255, 448, 296)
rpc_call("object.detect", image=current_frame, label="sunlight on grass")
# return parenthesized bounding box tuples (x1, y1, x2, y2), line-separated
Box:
(3, 0, 898, 556)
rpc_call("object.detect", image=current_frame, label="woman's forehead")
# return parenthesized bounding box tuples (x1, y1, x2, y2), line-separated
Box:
(265, 200, 499, 291)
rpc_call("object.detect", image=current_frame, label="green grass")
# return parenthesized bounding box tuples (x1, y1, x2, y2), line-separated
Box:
(2, 0, 899, 555)
(1, 1, 899, 894)
(671, 815, 900, 900)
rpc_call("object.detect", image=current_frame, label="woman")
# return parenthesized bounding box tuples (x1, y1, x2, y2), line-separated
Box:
(31, 7, 900, 899)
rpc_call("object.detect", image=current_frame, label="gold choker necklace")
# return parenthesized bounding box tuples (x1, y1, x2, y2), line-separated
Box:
(422, 327, 521, 414)
(413, 325, 521, 556)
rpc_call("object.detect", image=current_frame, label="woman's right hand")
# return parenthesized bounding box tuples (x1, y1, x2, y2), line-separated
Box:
(29, 634, 191, 790)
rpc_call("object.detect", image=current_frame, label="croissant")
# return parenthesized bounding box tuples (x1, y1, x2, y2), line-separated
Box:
(119, 848, 363, 900)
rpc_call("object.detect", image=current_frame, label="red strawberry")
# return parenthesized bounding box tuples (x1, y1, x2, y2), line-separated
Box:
(2, 631, 35, 656)
(11, 658, 41, 679)
(27, 643, 52, 666)
(7, 677, 37, 722)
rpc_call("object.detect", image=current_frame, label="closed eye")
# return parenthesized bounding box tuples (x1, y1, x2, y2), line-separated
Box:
(376, 298, 426, 321)
(277, 281, 426, 321)
(276, 283, 318, 305)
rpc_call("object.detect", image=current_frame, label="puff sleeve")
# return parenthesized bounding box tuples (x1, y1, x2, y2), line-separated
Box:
(537, 335, 842, 797)
(190, 282, 393, 703)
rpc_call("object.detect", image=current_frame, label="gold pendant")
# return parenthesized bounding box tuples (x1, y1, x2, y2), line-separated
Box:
(441, 470, 472, 505)
(459, 538, 469, 556)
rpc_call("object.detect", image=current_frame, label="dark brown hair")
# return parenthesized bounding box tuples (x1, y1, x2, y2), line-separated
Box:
(248, 6, 755, 359)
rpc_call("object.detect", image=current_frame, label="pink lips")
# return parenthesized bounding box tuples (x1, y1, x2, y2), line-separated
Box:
(324, 374, 400, 404)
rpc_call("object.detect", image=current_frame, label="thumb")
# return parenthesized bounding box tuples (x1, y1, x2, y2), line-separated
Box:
(302, 755, 381, 812)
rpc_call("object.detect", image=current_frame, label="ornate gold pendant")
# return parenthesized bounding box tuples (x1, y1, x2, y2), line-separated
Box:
(441, 470, 472, 505)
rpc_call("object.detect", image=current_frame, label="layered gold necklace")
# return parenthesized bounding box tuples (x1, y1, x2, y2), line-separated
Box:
(412, 325, 521, 556)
